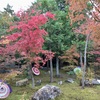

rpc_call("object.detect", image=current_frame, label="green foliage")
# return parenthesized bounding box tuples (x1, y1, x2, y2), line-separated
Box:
(4, 4, 14, 15)
(0, 11, 17, 36)
(13, 16, 20, 21)
(86, 68, 95, 81)
(0, 12, 12, 35)
(33, 0, 77, 56)
(87, 1, 93, 10)
(0, 4, 19, 36)
(75, 70, 82, 80)
(37, 0, 58, 12)
(75, 34, 86, 52)
(67, 71, 75, 75)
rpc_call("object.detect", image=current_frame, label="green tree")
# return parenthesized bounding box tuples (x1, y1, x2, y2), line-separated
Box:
(30, 0, 77, 77)
(4, 4, 14, 16)
(0, 11, 12, 36)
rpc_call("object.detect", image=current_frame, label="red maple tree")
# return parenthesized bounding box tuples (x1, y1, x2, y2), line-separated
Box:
(0, 10, 55, 68)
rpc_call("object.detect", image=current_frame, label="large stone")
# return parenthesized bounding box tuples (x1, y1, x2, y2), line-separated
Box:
(31, 85, 61, 100)
(16, 78, 28, 86)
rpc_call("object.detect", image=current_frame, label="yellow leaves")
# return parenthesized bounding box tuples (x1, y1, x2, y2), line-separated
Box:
(0, 70, 22, 81)
(1, 35, 5, 38)
(0, 12, 12, 26)
(0, 39, 10, 44)
(0, 35, 10, 44)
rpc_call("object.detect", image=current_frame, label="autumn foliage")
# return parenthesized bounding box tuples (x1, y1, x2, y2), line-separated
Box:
(68, 0, 100, 23)
(68, 0, 100, 64)
(0, 10, 55, 68)
(60, 45, 80, 65)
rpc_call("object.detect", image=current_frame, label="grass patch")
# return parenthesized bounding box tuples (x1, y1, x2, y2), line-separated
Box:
(1, 69, 100, 100)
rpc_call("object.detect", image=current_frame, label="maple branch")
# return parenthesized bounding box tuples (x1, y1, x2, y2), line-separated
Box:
(90, 0, 100, 22)
(90, 0, 100, 13)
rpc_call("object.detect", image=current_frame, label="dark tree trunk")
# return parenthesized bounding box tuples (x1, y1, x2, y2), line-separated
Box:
(47, 61, 49, 71)
(56, 56, 60, 77)
(29, 65, 35, 88)
(59, 59, 63, 69)
(50, 59, 53, 83)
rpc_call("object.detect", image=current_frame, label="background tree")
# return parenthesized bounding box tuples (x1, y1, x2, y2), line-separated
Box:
(0, 4, 19, 36)
(4, 4, 14, 16)
(68, 0, 100, 88)
(60, 45, 80, 65)
(0, 11, 12, 35)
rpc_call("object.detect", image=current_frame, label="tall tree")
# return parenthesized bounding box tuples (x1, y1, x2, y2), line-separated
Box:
(4, 4, 14, 16)
(0, 10, 54, 88)
(30, 0, 77, 77)
(0, 11, 13, 35)
(68, 0, 100, 88)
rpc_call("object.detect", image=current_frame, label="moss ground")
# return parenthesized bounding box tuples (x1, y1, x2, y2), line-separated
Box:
(0, 69, 100, 100)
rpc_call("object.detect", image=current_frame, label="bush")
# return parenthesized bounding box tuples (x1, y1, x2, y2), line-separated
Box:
(61, 65, 76, 72)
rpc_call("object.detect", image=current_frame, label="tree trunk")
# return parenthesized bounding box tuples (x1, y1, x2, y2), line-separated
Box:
(82, 33, 91, 89)
(31, 74, 35, 88)
(50, 59, 53, 83)
(47, 61, 49, 71)
(29, 65, 35, 88)
(59, 59, 63, 68)
(80, 52, 83, 86)
(56, 56, 60, 77)
(80, 52, 83, 69)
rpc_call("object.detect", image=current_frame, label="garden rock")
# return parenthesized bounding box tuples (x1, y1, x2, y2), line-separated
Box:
(16, 78, 28, 86)
(65, 78, 74, 83)
(35, 80, 42, 86)
(58, 81, 63, 85)
(80, 79, 93, 86)
(31, 84, 61, 100)
(92, 79, 100, 85)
